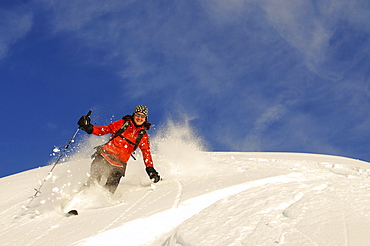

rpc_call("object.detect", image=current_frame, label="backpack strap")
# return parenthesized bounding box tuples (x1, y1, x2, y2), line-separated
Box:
(134, 129, 147, 150)
(117, 129, 147, 160)
(110, 120, 130, 142)
(131, 129, 146, 160)
(117, 129, 146, 149)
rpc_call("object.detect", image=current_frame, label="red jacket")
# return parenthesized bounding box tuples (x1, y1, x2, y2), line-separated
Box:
(91, 119, 154, 167)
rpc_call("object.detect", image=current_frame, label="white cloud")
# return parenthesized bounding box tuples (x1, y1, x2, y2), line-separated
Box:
(0, 7, 33, 60)
(259, 0, 370, 81)
(35, 0, 133, 32)
(260, 1, 329, 65)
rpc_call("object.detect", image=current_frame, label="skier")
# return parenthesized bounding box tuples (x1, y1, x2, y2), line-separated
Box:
(77, 105, 160, 194)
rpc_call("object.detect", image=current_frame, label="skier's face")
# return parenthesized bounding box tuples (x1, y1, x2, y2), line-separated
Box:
(133, 112, 146, 125)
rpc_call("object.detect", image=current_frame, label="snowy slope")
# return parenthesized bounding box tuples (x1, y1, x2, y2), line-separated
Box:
(2, 124, 370, 246)
(2, 152, 370, 246)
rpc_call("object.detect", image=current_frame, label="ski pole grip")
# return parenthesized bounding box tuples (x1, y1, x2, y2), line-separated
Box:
(86, 110, 92, 117)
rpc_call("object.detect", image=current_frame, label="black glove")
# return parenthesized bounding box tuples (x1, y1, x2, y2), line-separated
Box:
(78, 115, 93, 134)
(146, 167, 160, 183)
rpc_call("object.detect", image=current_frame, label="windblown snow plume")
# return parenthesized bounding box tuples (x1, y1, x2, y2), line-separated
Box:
(152, 118, 211, 178)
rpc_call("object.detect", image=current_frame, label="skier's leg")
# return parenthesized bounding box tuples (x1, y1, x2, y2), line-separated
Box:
(86, 155, 105, 186)
(104, 163, 127, 194)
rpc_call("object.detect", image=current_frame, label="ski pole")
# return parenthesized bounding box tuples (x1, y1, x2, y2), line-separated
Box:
(32, 110, 92, 198)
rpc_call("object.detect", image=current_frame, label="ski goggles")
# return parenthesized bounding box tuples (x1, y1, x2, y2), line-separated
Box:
(134, 113, 147, 118)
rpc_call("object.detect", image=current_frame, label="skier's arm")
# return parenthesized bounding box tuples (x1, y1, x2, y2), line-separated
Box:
(139, 134, 160, 183)
(138, 133, 154, 167)
(78, 116, 123, 136)
(91, 119, 125, 136)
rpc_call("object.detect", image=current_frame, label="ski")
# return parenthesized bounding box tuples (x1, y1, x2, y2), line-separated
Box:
(66, 210, 78, 216)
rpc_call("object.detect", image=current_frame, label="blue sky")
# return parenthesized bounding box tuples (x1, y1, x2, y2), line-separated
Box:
(1, 0, 370, 178)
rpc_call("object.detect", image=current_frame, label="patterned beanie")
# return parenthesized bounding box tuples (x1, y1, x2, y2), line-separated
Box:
(133, 105, 149, 117)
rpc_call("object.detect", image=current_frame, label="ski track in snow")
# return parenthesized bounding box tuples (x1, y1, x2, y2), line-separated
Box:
(172, 181, 183, 209)
(79, 172, 308, 246)
(97, 187, 153, 233)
